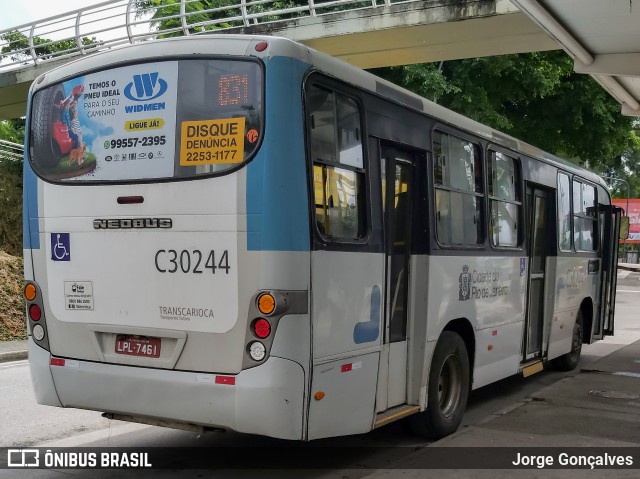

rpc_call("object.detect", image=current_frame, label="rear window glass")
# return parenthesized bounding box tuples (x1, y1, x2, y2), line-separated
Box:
(29, 59, 263, 182)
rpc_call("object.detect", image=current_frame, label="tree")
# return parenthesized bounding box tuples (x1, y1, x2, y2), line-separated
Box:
(135, 0, 241, 36)
(0, 159, 22, 256)
(0, 31, 98, 63)
(134, 0, 367, 36)
(135, 0, 301, 36)
(600, 131, 640, 199)
(371, 51, 638, 170)
(0, 119, 23, 255)
(135, 0, 637, 178)
(0, 119, 24, 144)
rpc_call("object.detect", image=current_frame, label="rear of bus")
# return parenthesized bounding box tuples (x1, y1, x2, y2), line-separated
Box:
(23, 36, 313, 440)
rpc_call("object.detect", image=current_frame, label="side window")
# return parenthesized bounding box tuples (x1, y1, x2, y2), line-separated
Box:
(308, 85, 365, 241)
(433, 131, 484, 245)
(573, 180, 597, 251)
(558, 173, 572, 251)
(488, 151, 521, 247)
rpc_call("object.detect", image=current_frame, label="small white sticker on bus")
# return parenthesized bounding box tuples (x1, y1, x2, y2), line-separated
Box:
(64, 282, 94, 311)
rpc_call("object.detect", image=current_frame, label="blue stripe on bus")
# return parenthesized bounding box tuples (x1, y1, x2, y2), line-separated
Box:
(247, 56, 311, 252)
(23, 163, 39, 250)
(23, 95, 40, 250)
(353, 285, 381, 344)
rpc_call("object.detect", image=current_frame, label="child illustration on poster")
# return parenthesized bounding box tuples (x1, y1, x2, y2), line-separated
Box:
(30, 62, 178, 182)
(30, 81, 97, 179)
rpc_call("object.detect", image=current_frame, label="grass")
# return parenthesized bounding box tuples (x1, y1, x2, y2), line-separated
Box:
(0, 250, 26, 341)
(42, 152, 97, 178)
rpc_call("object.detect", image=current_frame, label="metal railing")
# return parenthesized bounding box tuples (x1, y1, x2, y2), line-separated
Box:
(0, 0, 402, 73)
(0, 140, 23, 162)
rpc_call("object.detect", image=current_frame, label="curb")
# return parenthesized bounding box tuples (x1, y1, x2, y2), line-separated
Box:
(618, 264, 640, 272)
(0, 350, 28, 363)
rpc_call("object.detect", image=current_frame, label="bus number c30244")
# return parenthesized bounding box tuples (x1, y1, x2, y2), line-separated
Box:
(154, 249, 230, 274)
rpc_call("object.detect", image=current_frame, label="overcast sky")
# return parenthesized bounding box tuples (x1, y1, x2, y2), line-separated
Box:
(0, 0, 99, 31)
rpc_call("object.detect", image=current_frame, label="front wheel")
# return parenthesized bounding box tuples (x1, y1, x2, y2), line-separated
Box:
(409, 331, 470, 439)
(554, 311, 583, 371)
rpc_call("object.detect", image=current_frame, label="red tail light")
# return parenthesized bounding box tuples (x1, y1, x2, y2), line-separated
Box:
(29, 304, 42, 321)
(253, 318, 271, 339)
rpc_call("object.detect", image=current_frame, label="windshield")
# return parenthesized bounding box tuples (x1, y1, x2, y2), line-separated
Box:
(29, 58, 263, 182)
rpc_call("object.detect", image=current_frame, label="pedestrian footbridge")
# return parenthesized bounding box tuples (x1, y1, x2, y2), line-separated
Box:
(0, 0, 638, 119)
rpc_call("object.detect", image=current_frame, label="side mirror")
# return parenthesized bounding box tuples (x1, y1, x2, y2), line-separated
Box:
(620, 216, 630, 240)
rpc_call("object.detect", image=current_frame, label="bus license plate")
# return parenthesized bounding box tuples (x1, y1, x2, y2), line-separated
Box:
(115, 335, 161, 358)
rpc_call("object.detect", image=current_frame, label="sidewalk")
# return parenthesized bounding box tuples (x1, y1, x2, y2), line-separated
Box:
(436, 341, 640, 448)
(366, 339, 640, 478)
(2, 315, 640, 472)
(0, 338, 27, 363)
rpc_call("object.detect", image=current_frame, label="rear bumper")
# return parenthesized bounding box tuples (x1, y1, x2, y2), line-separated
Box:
(29, 338, 305, 440)
(29, 337, 63, 407)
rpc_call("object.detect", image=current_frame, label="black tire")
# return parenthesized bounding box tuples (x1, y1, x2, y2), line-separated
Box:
(31, 83, 65, 168)
(554, 311, 583, 371)
(409, 331, 470, 439)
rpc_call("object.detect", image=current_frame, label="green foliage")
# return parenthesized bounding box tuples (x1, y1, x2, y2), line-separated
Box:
(0, 119, 24, 257)
(0, 31, 99, 63)
(600, 131, 640, 199)
(0, 251, 25, 341)
(0, 160, 22, 257)
(135, 0, 241, 36)
(0, 119, 25, 144)
(372, 52, 638, 172)
(134, 0, 366, 36)
(371, 63, 453, 103)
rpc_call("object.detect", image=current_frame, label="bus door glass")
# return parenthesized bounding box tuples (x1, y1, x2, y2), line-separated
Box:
(594, 205, 622, 338)
(379, 143, 414, 410)
(524, 185, 551, 360)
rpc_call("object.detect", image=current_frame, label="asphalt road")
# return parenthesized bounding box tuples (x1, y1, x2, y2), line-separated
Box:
(1, 270, 639, 478)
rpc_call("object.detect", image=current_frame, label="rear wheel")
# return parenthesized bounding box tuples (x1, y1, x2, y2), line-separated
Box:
(409, 331, 469, 439)
(554, 311, 583, 371)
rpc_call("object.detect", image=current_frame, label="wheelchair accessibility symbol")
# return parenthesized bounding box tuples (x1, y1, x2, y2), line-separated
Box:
(51, 233, 70, 261)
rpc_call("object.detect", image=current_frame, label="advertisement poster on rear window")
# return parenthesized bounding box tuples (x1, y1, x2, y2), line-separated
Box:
(30, 62, 178, 181)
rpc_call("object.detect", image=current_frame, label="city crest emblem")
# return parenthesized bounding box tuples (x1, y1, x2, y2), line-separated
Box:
(459, 265, 471, 301)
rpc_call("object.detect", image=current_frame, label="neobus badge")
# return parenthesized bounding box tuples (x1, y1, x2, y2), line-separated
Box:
(93, 218, 172, 229)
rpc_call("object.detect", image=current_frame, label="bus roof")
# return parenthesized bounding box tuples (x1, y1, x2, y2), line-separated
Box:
(303, 41, 607, 189)
(33, 34, 606, 188)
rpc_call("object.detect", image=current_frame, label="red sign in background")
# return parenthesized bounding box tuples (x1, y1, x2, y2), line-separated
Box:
(613, 199, 640, 243)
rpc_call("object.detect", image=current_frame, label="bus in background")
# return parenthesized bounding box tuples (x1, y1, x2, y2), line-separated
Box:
(23, 35, 623, 441)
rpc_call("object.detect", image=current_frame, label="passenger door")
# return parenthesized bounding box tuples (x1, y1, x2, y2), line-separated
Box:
(377, 143, 415, 411)
(594, 205, 622, 338)
(523, 185, 551, 360)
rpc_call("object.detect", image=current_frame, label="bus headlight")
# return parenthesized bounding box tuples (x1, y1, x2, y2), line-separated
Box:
(248, 341, 266, 361)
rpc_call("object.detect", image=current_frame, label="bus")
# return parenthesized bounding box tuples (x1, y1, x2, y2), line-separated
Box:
(23, 35, 623, 441)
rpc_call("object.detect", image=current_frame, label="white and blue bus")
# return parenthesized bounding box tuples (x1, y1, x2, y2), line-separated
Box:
(23, 35, 622, 441)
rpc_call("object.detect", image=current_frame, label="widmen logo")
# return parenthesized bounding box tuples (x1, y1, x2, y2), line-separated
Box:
(124, 73, 168, 102)
(459, 265, 471, 301)
(93, 218, 172, 229)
